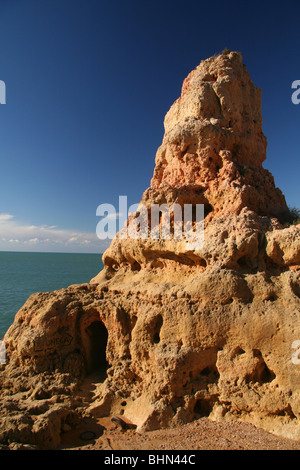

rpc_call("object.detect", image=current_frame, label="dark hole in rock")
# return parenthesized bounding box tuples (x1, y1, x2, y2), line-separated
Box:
(233, 347, 246, 357)
(201, 73, 217, 82)
(200, 366, 220, 380)
(204, 204, 213, 218)
(266, 294, 277, 302)
(131, 261, 141, 271)
(222, 297, 234, 305)
(194, 398, 214, 418)
(85, 321, 108, 377)
(237, 255, 248, 268)
(259, 363, 276, 384)
(80, 431, 96, 441)
(181, 146, 189, 158)
(151, 259, 164, 269)
(253, 349, 262, 358)
(245, 350, 276, 384)
(277, 404, 296, 419)
(291, 281, 300, 299)
(153, 333, 160, 343)
(153, 314, 163, 344)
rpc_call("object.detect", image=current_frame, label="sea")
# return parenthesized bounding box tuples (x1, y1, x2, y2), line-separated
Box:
(0, 251, 104, 338)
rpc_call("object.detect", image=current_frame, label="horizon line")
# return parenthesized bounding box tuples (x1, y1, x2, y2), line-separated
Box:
(0, 249, 103, 255)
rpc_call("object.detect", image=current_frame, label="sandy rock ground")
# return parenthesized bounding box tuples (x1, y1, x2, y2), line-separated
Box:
(59, 415, 300, 451)
(56, 374, 300, 451)
(1, 370, 299, 451)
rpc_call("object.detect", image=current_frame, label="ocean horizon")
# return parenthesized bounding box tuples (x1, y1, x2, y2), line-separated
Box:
(0, 251, 104, 338)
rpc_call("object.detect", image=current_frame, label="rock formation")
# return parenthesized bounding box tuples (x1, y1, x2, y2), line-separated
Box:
(0, 51, 299, 449)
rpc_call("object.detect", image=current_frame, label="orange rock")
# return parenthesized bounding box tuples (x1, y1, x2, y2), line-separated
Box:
(1, 51, 299, 449)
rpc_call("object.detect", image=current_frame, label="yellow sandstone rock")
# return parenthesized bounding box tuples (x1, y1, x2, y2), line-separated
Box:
(0, 51, 299, 449)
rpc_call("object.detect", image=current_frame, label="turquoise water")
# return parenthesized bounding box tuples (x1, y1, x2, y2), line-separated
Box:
(0, 252, 103, 338)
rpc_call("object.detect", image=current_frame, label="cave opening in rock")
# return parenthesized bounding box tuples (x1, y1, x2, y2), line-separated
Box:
(85, 321, 108, 378)
(194, 398, 214, 418)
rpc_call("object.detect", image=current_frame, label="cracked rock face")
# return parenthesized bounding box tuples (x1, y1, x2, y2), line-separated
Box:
(0, 51, 299, 449)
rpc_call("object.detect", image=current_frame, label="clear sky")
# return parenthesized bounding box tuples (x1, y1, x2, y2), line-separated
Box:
(0, 0, 299, 253)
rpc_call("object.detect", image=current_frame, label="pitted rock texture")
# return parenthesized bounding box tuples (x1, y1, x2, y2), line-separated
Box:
(0, 51, 299, 449)
(101, 51, 289, 274)
(151, 51, 286, 214)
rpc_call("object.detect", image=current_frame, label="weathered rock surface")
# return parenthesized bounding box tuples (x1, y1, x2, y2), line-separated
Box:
(0, 51, 299, 449)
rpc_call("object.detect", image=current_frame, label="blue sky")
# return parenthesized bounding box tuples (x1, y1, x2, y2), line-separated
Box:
(0, 0, 299, 253)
